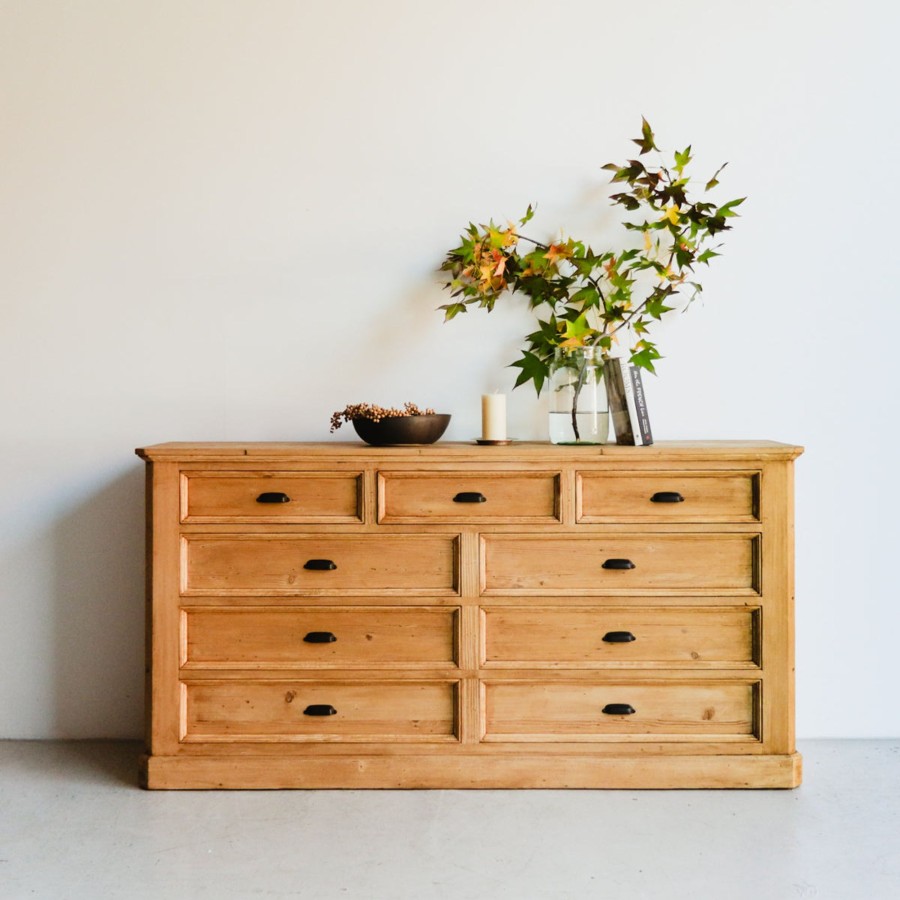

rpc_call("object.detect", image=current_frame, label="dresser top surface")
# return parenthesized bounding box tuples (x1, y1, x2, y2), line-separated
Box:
(136, 440, 803, 462)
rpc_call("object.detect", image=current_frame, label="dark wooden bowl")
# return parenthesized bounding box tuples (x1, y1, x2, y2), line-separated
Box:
(351, 414, 451, 446)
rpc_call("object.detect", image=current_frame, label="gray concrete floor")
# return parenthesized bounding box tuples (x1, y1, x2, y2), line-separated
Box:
(0, 740, 897, 900)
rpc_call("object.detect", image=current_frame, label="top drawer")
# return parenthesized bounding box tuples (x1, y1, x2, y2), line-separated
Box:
(577, 471, 759, 523)
(181, 471, 362, 523)
(378, 472, 560, 523)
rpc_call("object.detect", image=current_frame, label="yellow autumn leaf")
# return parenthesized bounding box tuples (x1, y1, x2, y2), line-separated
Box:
(643, 231, 653, 251)
(663, 205, 680, 225)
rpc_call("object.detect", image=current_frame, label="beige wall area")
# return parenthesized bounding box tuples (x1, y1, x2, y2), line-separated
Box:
(1, 0, 898, 738)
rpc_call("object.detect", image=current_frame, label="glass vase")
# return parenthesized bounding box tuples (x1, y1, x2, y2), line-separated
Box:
(548, 346, 609, 444)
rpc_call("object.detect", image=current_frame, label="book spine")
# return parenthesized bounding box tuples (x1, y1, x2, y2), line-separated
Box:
(628, 366, 654, 446)
(621, 361, 639, 442)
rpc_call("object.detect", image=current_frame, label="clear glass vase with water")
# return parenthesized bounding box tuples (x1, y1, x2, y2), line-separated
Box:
(548, 346, 609, 444)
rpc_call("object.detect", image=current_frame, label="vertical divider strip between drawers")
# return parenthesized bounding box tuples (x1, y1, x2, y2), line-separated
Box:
(559, 467, 577, 526)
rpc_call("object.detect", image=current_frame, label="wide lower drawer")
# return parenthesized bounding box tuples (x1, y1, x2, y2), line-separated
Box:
(481, 534, 759, 594)
(183, 680, 459, 742)
(182, 606, 459, 668)
(577, 471, 759, 523)
(482, 606, 759, 668)
(378, 471, 560, 523)
(181, 471, 362, 523)
(182, 534, 460, 596)
(482, 680, 759, 742)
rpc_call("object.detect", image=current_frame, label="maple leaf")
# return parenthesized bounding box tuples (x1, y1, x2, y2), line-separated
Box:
(509, 350, 549, 396)
(544, 243, 571, 265)
(631, 117, 658, 155)
(557, 314, 595, 348)
(662, 205, 680, 225)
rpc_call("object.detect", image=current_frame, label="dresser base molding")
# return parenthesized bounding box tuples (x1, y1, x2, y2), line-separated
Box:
(140, 751, 802, 790)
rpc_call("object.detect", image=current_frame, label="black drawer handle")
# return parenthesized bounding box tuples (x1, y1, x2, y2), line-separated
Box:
(602, 558, 635, 570)
(303, 631, 337, 643)
(453, 492, 487, 503)
(602, 703, 636, 716)
(304, 559, 337, 571)
(602, 631, 636, 643)
(256, 491, 291, 503)
(650, 491, 684, 503)
(303, 704, 337, 716)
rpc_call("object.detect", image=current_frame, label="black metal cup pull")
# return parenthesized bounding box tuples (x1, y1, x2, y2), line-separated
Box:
(602, 558, 636, 570)
(453, 492, 487, 503)
(256, 491, 291, 503)
(602, 631, 636, 643)
(602, 703, 636, 716)
(303, 704, 337, 716)
(303, 632, 337, 643)
(650, 491, 684, 503)
(303, 559, 337, 571)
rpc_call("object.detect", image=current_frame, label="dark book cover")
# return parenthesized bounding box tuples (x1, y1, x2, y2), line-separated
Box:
(605, 358, 636, 445)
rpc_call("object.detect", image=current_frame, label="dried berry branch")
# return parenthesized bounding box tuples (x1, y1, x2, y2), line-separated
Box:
(330, 402, 436, 432)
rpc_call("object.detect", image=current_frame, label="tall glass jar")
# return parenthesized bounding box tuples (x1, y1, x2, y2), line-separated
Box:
(548, 346, 609, 444)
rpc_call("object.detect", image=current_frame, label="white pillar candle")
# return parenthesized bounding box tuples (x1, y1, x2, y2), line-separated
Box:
(481, 393, 507, 441)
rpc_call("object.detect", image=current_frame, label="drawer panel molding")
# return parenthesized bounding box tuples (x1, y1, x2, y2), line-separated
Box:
(182, 534, 461, 596)
(577, 470, 760, 523)
(378, 471, 561, 523)
(481, 534, 761, 595)
(482, 606, 760, 668)
(182, 471, 363, 523)
(182, 606, 460, 668)
(183, 680, 460, 743)
(482, 680, 760, 742)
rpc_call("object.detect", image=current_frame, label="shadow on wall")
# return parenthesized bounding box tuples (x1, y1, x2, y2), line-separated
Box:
(50, 465, 145, 739)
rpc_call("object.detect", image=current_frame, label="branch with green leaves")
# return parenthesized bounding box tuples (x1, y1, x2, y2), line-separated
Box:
(438, 118, 744, 395)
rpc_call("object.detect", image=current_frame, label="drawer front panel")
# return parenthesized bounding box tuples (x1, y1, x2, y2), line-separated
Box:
(182, 471, 362, 523)
(483, 681, 758, 741)
(577, 471, 759, 523)
(378, 472, 560, 523)
(183, 535, 460, 596)
(183, 606, 459, 668)
(184, 680, 459, 742)
(483, 606, 758, 668)
(481, 534, 759, 594)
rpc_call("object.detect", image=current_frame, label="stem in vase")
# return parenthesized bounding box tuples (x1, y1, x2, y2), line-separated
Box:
(569, 358, 588, 442)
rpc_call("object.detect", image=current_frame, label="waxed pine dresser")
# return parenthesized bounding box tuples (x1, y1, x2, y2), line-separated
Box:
(136, 440, 802, 789)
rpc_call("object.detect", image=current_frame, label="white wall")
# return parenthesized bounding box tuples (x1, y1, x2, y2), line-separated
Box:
(2, 0, 898, 739)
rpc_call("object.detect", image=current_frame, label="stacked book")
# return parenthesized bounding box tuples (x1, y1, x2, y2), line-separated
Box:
(605, 358, 653, 446)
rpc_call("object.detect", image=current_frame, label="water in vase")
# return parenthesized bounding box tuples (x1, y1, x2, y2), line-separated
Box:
(549, 410, 609, 444)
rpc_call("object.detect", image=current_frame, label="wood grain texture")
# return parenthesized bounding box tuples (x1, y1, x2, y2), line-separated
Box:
(182, 471, 362, 523)
(482, 606, 758, 668)
(182, 606, 459, 668)
(480, 533, 760, 594)
(483, 680, 758, 741)
(138, 440, 801, 789)
(577, 471, 759, 523)
(183, 534, 460, 596)
(140, 752, 802, 789)
(183, 680, 459, 742)
(377, 471, 560, 523)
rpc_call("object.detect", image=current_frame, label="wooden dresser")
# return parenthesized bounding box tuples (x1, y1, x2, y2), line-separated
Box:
(136, 440, 802, 789)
